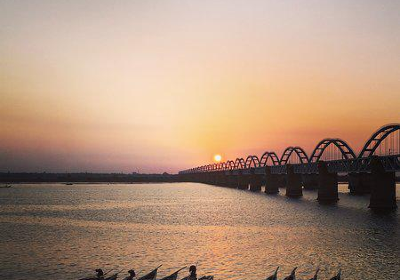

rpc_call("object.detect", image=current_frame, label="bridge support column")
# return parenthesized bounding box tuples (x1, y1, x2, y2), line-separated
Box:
(204, 173, 211, 184)
(317, 161, 338, 203)
(209, 172, 217, 185)
(225, 174, 235, 188)
(348, 172, 372, 195)
(237, 170, 248, 190)
(285, 165, 302, 197)
(215, 171, 227, 186)
(302, 174, 319, 190)
(200, 173, 206, 183)
(369, 157, 397, 211)
(264, 166, 280, 194)
(249, 168, 262, 191)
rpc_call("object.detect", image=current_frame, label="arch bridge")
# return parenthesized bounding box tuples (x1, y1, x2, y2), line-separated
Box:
(180, 124, 400, 175)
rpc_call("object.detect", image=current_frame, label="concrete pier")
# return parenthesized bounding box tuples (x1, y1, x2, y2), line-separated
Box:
(249, 168, 262, 191)
(264, 166, 280, 194)
(369, 157, 397, 210)
(348, 172, 372, 195)
(237, 170, 249, 190)
(216, 171, 227, 186)
(302, 174, 319, 190)
(285, 165, 302, 197)
(317, 161, 338, 203)
(225, 174, 237, 188)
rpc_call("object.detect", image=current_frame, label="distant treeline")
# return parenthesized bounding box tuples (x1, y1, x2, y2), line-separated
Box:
(0, 172, 182, 183)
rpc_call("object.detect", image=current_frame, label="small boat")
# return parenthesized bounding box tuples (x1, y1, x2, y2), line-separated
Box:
(104, 273, 118, 280)
(79, 269, 120, 280)
(180, 265, 213, 280)
(308, 268, 319, 280)
(138, 265, 162, 280)
(329, 269, 341, 280)
(65, 183, 73, 185)
(283, 267, 297, 280)
(79, 275, 118, 280)
(159, 267, 186, 280)
(198, 277, 213, 280)
(0, 185, 11, 188)
(265, 267, 279, 280)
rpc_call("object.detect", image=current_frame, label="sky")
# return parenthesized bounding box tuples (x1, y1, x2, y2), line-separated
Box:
(1, 0, 399, 173)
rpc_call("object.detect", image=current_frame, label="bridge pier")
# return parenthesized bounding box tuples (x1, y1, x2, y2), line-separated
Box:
(317, 161, 338, 203)
(207, 172, 214, 185)
(285, 165, 303, 197)
(210, 172, 218, 185)
(194, 173, 202, 183)
(225, 174, 237, 188)
(249, 168, 262, 191)
(237, 170, 248, 190)
(302, 174, 319, 190)
(348, 172, 372, 195)
(205, 173, 211, 184)
(264, 166, 280, 194)
(369, 157, 397, 211)
(201, 173, 208, 184)
(219, 171, 229, 187)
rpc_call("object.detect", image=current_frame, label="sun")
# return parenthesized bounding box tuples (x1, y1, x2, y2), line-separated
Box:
(214, 154, 222, 162)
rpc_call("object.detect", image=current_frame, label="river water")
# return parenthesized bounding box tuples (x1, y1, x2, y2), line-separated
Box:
(0, 183, 399, 280)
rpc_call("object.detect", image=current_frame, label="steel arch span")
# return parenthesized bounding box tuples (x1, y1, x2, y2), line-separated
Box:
(245, 155, 260, 168)
(234, 158, 245, 169)
(309, 138, 356, 163)
(259, 151, 280, 166)
(210, 164, 216, 171)
(359, 124, 400, 158)
(280, 147, 309, 165)
(225, 160, 235, 170)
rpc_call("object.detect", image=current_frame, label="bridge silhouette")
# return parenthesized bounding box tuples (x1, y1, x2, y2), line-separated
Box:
(179, 124, 400, 210)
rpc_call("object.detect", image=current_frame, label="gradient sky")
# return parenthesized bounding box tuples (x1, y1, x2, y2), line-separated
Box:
(1, 0, 400, 173)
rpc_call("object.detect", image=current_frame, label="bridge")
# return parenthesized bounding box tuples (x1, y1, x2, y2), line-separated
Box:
(179, 124, 400, 210)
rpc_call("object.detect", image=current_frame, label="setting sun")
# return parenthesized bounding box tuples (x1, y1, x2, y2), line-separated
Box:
(214, 154, 222, 162)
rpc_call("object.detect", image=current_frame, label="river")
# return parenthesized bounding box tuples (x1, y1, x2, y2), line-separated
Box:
(0, 183, 399, 280)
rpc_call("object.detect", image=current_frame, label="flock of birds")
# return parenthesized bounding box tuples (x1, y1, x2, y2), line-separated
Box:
(79, 266, 342, 280)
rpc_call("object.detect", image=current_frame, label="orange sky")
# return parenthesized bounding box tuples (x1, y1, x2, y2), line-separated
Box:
(1, 1, 399, 173)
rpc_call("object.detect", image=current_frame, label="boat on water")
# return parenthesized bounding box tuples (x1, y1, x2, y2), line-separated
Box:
(79, 270, 120, 280)
(79, 265, 214, 280)
(159, 267, 186, 280)
(265, 267, 279, 280)
(263, 266, 341, 280)
(80, 274, 118, 280)
(308, 268, 319, 280)
(65, 183, 73, 185)
(78, 265, 342, 280)
(0, 185, 11, 188)
(282, 267, 297, 280)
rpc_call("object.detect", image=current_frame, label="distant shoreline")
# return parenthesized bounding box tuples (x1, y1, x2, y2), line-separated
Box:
(2, 172, 399, 183)
(0, 172, 181, 184)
